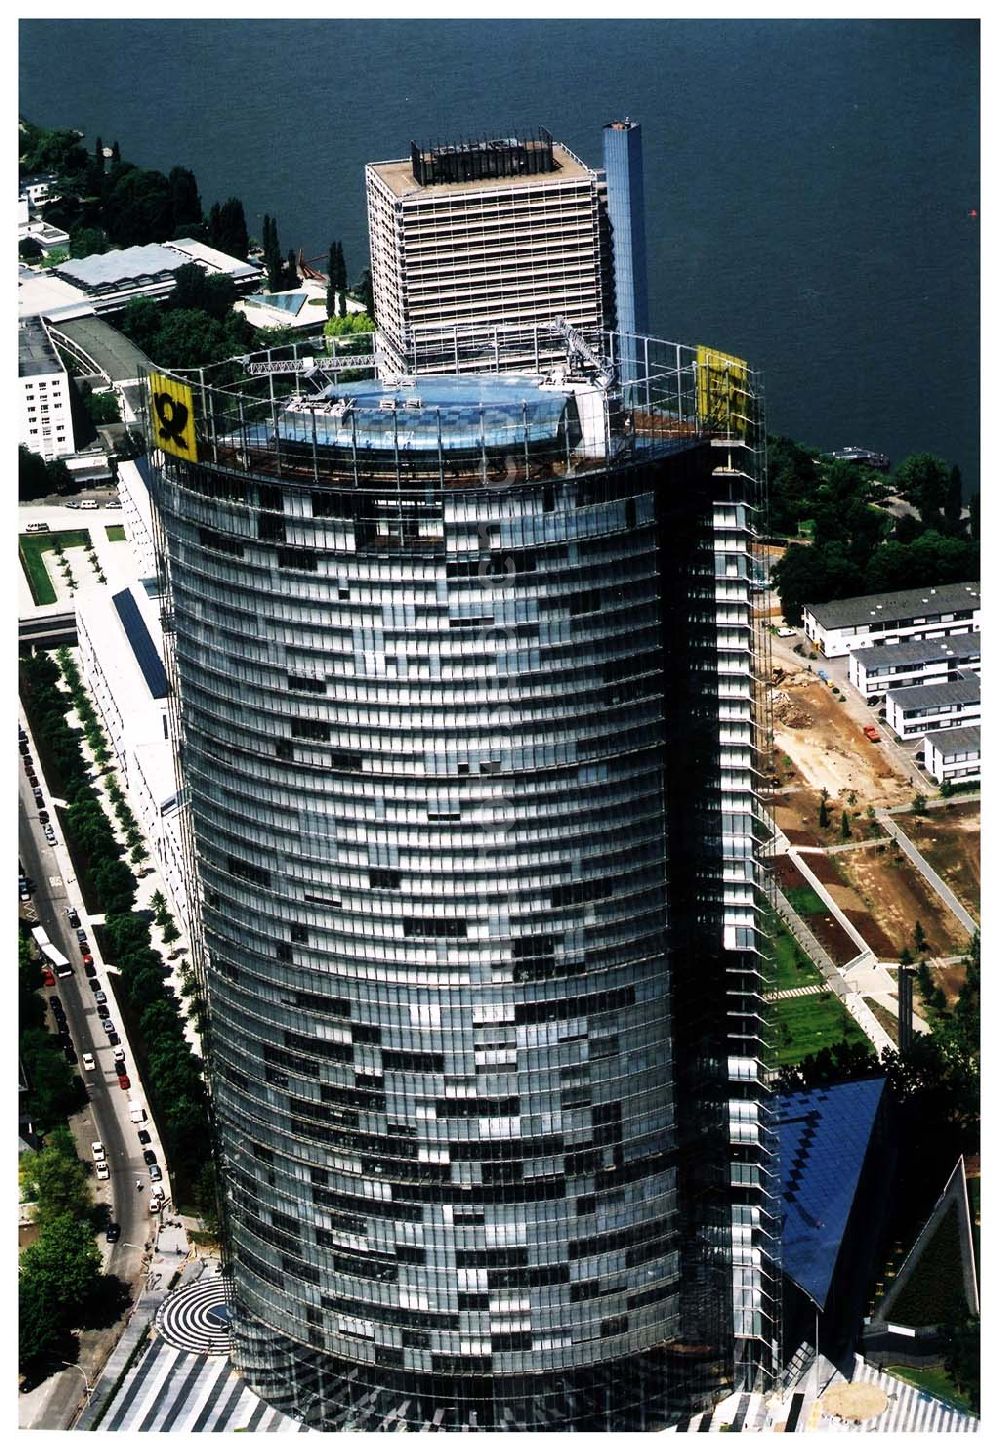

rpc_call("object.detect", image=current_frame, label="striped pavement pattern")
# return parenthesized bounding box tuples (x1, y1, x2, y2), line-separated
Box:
(97, 1341, 311, 1432)
(768, 984, 827, 1001)
(840, 1362, 978, 1434)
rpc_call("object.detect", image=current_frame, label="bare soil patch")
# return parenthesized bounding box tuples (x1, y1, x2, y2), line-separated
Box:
(801, 854, 847, 887)
(803, 912, 860, 964)
(900, 805, 980, 918)
(850, 912, 898, 959)
(771, 671, 910, 808)
(771, 855, 810, 892)
(835, 846, 968, 959)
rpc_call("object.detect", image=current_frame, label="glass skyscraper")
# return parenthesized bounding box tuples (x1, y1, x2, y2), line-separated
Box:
(146, 330, 779, 1431)
(602, 119, 649, 392)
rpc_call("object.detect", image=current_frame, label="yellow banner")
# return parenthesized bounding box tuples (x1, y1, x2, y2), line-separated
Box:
(148, 371, 198, 462)
(696, 346, 749, 436)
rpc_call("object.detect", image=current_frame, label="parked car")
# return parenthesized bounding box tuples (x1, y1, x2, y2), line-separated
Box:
(76, 929, 88, 944)
(80, 500, 99, 510)
(64, 1044, 78, 1066)
(67, 907, 80, 928)
(143, 1148, 157, 1165)
(81, 1052, 96, 1072)
(25, 522, 49, 533)
(148, 1164, 162, 1182)
(48, 996, 63, 1016)
(38, 810, 49, 825)
(97, 1005, 110, 1020)
(128, 1102, 145, 1124)
(114, 1047, 127, 1064)
(44, 826, 57, 845)
(82, 954, 94, 969)
(94, 990, 107, 1005)
(91, 1141, 106, 1160)
(108, 1031, 121, 1046)
(103, 1020, 116, 1036)
(41, 966, 56, 987)
(107, 501, 122, 510)
(105, 1222, 121, 1243)
(149, 1195, 164, 1213)
(118, 1074, 131, 1090)
(88, 976, 100, 992)
(863, 725, 881, 742)
(137, 1129, 151, 1145)
(95, 1161, 110, 1180)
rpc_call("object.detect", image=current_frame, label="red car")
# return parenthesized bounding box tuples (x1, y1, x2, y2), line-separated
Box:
(863, 725, 881, 743)
(82, 954, 94, 969)
(118, 1073, 131, 1090)
(41, 965, 57, 988)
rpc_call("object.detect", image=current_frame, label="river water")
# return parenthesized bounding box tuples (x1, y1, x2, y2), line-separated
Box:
(19, 18, 979, 491)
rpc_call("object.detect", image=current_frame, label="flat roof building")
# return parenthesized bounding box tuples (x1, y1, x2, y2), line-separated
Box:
(18, 316, 74, 461)
(367, 130, 610, 375)
(803, 582, 980, 659)
(52, 239, 263, 314)
(849, 632, 980, 701)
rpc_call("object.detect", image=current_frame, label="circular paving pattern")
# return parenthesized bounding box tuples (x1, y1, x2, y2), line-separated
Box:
(155, 1275, 234, 1354)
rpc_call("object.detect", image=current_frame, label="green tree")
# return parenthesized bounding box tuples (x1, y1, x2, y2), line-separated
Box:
(19, 1211, 103, 1325)
(150, 890, 168, 922)
(840, 809, 851, 840)
(69, 225, 109, 257)
(168, 165, 202, 233)
(103, 164, 174, 246)
(206, 196, 249, 260)
(914, 920, 928, 953)
(262, 213, 283, 290)
(19, 1129, 92, 1220)
(19, 236, 43, 261)
(92, 858, 137, 915)
(168, 262, 237, 320)
(894, 454, 956, 533)
(162, 918, 181, 947)
(912, 792, 927, 815)
(18, 445, 50, 501)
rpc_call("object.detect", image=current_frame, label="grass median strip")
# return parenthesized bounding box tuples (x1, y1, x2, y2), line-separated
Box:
(19, 530, 93, 606)
(771, 990, 873, 1066)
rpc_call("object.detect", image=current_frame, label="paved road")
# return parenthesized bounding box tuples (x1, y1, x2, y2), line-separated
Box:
(18, 717, 174, 1429)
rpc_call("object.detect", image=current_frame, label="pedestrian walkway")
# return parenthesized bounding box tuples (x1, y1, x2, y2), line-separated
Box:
(877, 808, 978, 936)
(770, 984, 827, 1000)
(837, 1358, 978, 1433)
(95, 1343, 309, 1433)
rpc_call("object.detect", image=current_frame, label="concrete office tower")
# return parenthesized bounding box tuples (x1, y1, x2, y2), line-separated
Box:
(146, 332, 779, 1431)
(366, 130, 609, 375)
(602, 119, 649, 394)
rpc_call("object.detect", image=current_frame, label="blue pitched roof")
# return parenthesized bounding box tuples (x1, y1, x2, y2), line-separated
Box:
(112, 587, 168, 700)
(776, 1077, 886, 1310)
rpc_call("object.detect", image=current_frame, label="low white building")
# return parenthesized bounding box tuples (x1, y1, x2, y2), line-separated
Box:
(885, 674, 981, 740)
(849, 632, 980, 701)
(803, 581, 980, 659)
(18, 317, 75, 460)
(922, 725, 981, 786)
(116, 456, 158, 579)
(76, 582, 188, 929)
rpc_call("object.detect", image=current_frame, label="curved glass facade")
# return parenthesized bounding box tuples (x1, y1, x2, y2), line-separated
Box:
(147, 337, 779, 1431)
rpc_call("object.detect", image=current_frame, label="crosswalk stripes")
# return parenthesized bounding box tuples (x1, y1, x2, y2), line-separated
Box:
(846, 1361, 978, 1433)
(98, 1345, 311, 1433)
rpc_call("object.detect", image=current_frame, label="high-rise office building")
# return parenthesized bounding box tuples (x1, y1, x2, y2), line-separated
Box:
(146, 326, 779, 1431)
(366, 129, 610, 375)
(602, 119, 649, 392)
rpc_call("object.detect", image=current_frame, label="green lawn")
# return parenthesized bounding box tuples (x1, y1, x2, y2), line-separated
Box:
(885, 1365, 973, 1416)
(770, 991, 873, 1066)
(784, 884, 828, 917)
(19, 530, 93, 606)
(769, 916, 823, 991)
(104, 524, 127, 542)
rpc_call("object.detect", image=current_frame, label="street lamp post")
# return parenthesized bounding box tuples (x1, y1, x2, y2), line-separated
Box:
(60, 1361, 92, 1405)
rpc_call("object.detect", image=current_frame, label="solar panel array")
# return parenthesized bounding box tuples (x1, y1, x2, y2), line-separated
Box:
(775, 1077, 886, 1309)
(112, 587, 169, 700)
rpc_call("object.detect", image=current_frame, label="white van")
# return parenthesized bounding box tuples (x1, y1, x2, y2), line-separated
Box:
(80, 499, 100, 510)
(128, 1102, 145, 1124)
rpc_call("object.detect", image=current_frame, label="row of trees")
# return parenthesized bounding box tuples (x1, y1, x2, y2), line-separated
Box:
(21, 647, 214, 1209)
(19, 932, 87, 1135)
(770, 449, 979, 623)
(19, 1123, 130, 1373)
(18, 446, 74, 502)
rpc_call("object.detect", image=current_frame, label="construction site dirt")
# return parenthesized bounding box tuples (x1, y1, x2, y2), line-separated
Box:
(770, 669, 910, 808)
(898, 803, 981, 919)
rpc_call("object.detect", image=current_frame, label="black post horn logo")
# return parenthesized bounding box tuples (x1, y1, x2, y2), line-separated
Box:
(154, 391, 190, 450)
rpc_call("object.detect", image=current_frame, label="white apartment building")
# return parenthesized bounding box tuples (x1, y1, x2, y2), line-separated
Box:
(366, 130, 608, 374)
(884, 674, 980, 740)
(921, 725, 981, 786)
(116, 456, 158, 579)
(19, 318, 75, 461)
(849, 631, 980, 701)
(76, 582, 189, 929)
(803, 582, 980, 659)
